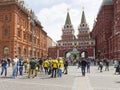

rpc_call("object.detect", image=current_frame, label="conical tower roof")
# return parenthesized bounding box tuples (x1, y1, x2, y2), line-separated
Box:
(81, 10, 86, 24)
(65, 11, 71, 25)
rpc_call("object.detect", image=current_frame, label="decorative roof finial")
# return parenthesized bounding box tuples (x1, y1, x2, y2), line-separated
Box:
(82, 6, 84, 11)
(67, 8, 70, 12)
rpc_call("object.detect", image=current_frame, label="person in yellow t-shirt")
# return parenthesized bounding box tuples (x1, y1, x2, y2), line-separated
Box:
(51, 59, 58, 78)
(57, 59, 63, 77)
(43, 59, 49, 75)
(24, 58, 29, 73)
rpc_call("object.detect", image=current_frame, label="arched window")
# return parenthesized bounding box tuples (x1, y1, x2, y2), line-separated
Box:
(4, 47, 9, 55)
(24, 49, 26, 56)
(4, 28, 9, 36)
(18, 47, 21, 55)
(30, 50, 32, 56)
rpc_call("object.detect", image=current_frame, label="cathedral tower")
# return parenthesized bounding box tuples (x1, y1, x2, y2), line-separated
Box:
(77, 9, 90, 40)
(61, 9, 75, 41)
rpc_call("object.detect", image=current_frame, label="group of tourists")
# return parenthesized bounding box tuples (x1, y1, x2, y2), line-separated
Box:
(0, 56, 69, 79)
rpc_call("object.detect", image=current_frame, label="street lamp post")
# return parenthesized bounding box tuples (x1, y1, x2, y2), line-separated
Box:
(29, 11, 36, 58)
(31, 19, 35, 58)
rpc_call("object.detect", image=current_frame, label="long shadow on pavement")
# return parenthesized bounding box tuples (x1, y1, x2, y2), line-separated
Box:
(0, 76, 12, 79)
(116, 81, 120, 83)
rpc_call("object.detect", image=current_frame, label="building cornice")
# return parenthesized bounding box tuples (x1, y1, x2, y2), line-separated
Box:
(0, 1, 44, 29)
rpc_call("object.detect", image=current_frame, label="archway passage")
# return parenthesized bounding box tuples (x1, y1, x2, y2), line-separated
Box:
(65, 48, 80, 59)
(80, 51, 88, 58)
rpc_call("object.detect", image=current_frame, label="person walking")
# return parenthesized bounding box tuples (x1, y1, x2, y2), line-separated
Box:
(7, 58, 11, 67)
(57, 59, 63, 77)
(12, 56, 19, 79)
(18, 58, 24, 75)
(86, 58, 91, 73)
(99, 60, 103, 72)
(81, 58, 87, 76)
(38, 58, 43, 72)
(1, 58, 7, 77)
(51, 58, 58, 78)
(23, 58, 29, 73)
(63, 60, 68, 74)
(28, 58, 36, 78)
(43, 59, 49, 75)
(105, 60, 109, 71)
(114, 60, 120, 74)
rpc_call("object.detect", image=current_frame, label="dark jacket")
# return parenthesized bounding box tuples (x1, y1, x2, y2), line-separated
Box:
(81, 60, 87, 67)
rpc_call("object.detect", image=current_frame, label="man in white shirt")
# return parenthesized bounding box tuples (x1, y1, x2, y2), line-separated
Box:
(12, 56, 19, 79)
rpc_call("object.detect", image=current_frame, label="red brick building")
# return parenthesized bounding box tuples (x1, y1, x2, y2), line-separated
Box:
(109, 0, 120, 60)
(0, 0, 48, 58)
(91, 0, 120, 60)
(48, 10, 95, 59)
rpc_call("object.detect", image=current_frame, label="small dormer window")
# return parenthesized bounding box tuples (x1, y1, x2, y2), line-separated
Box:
(83, 24, 84, 27)
(67, 25, 69, 28)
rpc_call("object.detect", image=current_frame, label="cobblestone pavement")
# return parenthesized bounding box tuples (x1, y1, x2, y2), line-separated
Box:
(87, 66, 120, 90)
(0, 66, 120, 90)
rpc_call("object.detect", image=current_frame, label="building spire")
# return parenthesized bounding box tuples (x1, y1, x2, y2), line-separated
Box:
(65, 8, 71, 25)
(81, 7, 86, 24)
(82, 6, 84, 11)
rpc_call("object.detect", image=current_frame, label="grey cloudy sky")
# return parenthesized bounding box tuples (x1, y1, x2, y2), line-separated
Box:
(24, 0, 103, 41)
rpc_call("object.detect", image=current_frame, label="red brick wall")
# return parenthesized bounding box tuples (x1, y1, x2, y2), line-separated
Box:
(109, 0, 120, 60)
(91, 5, 114, 59)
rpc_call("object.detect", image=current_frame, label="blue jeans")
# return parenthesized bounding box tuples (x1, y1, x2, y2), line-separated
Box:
(81, 66, 86, 76)
(12, 64, 18, 79)
(1, 66, 7, 76)
(19, 66, 23, 75)
(57, 68, 62, 77)
(87, 65, 90, 73)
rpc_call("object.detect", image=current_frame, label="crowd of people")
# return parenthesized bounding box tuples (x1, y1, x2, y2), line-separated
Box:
(0, 56, 69, 79)
(0, 56, 120, 79)
(67, 58, 120, 76)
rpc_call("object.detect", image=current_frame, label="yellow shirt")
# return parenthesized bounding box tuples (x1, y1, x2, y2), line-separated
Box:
(52, 60, 58, 68)
(24, 59, 29, 66)
(58, 60, 63, 68)
(43, 60, 49, 68)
